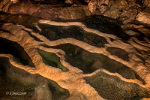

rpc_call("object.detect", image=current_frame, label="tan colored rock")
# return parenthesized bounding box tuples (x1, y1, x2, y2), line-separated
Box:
(0, 0, 11, 12)
(7, 2, 91, 20)
(88, 0, 97, 13)
(10, 0, 19, 3)
(144, 0, 150, 8)
(136, 8, 150, 25)
(119, 3, 141, 24)
(33, 84, 52, 100)
(104, 0, 127, 19)
(88, 0, 109, 14)
(67, 91, 87, 100)
(137, 27, 150, 37)
(125, 30, 139, 36)
(65, 0, 73, 4)
(141, 98, 150, 100)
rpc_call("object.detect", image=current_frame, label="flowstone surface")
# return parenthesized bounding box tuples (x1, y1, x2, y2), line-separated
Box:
(0, 13, 150, 100)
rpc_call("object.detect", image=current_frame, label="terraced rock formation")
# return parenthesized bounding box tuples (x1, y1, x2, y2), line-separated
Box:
(0, 13, 150, 100)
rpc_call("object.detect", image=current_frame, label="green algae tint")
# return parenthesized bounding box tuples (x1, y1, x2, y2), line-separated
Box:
(38, 49, 68, 72)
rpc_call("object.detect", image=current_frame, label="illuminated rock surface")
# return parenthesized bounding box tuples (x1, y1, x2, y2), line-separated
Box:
(0, 0, 150, 100)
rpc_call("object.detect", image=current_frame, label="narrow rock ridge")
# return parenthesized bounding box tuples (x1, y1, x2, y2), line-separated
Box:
(0, 16, 150, 99)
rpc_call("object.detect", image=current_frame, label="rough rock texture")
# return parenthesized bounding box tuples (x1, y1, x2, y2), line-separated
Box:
(136, 8, 150, 25)
(0, 0, 91, 20)
(0, 0, 150, 24)
(0, 12, 150, 100)
(103, 0, 142, 24)
(144, 0, 150, 8)
(88, 0, 109, 14)
(0, 0, 150, 100)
